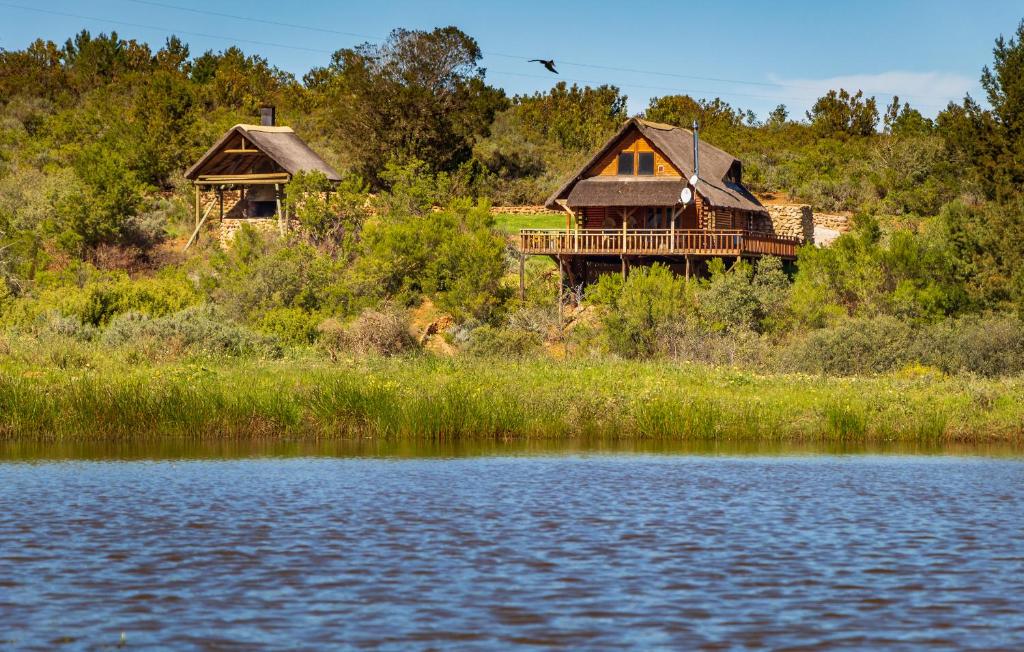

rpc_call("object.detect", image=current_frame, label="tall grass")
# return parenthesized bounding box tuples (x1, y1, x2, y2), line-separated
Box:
(1, 353, 1022, 442)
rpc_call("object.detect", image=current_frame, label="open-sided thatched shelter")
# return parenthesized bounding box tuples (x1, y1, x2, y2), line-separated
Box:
(183, 107, 340, 248)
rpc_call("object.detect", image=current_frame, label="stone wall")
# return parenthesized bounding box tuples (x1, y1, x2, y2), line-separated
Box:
(490, 205, 561, 215)
(218, 218, 296, 248)
(814, 212, 850, 232)
(765, 204, 814, 243)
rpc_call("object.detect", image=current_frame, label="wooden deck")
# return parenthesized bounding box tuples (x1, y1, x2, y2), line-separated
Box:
(518, 229, 801, 259)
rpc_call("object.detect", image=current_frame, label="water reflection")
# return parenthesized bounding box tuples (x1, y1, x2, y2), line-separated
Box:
(1, 436, 1022, 461)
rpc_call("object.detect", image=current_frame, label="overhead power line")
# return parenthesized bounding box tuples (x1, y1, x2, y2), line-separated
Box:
(2, 1, 954, 111)
(121, 0, 962, 105)
(0, 2, 334, 54)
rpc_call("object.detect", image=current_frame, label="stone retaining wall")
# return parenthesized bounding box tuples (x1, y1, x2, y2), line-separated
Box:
(218, 218, 296, 247)
(765, 204, 814, 243)
(490, 205, 561, 215)
(814, 213, 850, 232)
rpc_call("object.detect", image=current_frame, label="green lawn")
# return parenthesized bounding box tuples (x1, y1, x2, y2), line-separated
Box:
(492, 212, 567, 233)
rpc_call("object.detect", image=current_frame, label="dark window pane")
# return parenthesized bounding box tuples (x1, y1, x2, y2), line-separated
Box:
(637, 152, 655, 175)
(617, 152, 634, 175)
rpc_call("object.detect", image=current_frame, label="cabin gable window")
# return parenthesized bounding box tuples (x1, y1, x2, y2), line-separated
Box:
(617, 151, 634, 175)
(637, 152, 655, 176)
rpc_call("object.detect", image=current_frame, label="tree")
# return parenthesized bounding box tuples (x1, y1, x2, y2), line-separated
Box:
(806, 89, 878, 137)
(355, 197, 508, 321)
(588, 264, 688, 358)
(883, 96, 933, 136)
(0, 39, 66, 105)
(286, 171, 369, 258)
(645, 95, 746, 142)
(767, 104, 789, 127)
(54, 145, 148, 257)
(307, 27, 508, 187)
(473, 82, 626, 203)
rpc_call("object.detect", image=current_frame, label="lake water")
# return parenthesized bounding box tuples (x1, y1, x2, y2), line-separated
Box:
(1, 444, 1023, 649)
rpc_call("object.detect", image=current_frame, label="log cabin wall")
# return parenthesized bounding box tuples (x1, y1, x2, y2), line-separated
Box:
(582, 206, 610, 228)
(586, 130, 682, 178)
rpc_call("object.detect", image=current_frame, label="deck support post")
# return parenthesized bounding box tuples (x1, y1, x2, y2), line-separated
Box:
(556, 255, 564, 333)
(218, 187, 224, 222)
(621, 255, 628, 280)
(518, 253, 525, 301)
(685, 255, 691, 281)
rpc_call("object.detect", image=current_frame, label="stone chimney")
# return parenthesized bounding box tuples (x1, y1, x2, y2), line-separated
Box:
(259, 106, 276, 126)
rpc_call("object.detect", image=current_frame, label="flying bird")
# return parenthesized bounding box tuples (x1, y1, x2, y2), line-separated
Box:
(529, 59, 558, 74)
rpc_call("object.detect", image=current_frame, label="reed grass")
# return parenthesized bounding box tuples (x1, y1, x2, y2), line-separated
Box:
(1, 354, 1022, 442)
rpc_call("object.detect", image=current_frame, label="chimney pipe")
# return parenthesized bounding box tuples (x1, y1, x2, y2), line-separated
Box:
(692, 119, 700, 181)
(260, 106, 276, 126)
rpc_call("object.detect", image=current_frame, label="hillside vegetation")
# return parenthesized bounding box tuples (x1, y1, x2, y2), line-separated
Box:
(2, 22, 1024, 394)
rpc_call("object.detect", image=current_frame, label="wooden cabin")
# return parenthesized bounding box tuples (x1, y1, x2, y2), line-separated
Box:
(183, 107, 341, 248)
(517, 118, 800, 289)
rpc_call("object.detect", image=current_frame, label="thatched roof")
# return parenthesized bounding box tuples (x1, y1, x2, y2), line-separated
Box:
(566, 178, 685, 207)
(546, 118, 765, 214)
(185, 124, 341, 182)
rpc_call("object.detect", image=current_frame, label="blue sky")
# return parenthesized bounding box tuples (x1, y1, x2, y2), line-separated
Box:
(1, 0, 1021, 119)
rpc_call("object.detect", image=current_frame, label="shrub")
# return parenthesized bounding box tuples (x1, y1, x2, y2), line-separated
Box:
(255, 306, 322, 345)
(781, 316, 914, 375)
(319, 304, 416, 358)
(101, 307, 281, 359)
(464, 325, 542, 357)
(916, 314, 1024, 377)
(589, 264, 688, 358)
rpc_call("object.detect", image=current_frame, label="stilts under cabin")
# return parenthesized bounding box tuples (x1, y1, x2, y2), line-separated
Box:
(515, 117, 804, 299)
(183, 106, 341, 249)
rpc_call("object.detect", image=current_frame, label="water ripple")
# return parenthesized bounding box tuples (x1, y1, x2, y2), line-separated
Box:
(0, 455, 1022, 649)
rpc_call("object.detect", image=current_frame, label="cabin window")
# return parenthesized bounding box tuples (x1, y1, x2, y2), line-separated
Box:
(637, 152, 655, 175)
(617, 151, 634, 175)
(249, 200, 277, 218)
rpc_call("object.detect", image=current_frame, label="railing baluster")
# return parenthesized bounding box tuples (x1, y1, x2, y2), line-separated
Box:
(516, 228, 798, 258)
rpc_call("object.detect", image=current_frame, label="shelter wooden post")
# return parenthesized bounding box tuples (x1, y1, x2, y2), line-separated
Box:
(518, 253, 525, 301)
(275, 183, 285, 235)
(193, 185, 200, 244)
(218, 187, 224, 222)
(685, 255, 691, 281)
(621, 255, 628, 280)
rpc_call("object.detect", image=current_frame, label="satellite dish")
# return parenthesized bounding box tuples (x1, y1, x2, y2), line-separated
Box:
(679, 187, 693, 205)
(689, 174, 699, 186)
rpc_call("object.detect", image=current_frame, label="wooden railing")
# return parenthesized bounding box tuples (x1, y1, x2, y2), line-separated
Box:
(518, 229, 801, 258)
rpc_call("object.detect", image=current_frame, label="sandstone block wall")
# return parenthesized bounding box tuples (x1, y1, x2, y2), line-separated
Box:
(490, 205, 561, 215)
(814, 213, 850, 232)
(218, 218, 296, 248)
(765, 205, 814, 243)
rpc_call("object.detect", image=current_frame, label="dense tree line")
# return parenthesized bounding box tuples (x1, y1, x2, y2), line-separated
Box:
(2, 22, 1024, 372)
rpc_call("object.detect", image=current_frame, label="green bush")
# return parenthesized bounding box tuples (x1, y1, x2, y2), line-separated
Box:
(916, 314, 1024, 377)
(464, 325, 542, 357)
(254, 306, 322, 345)
(101, 307, 281, 358)
(781, 316, 914, 375)
(0, 267, 200, 329)
(588, 263, 688, 358)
